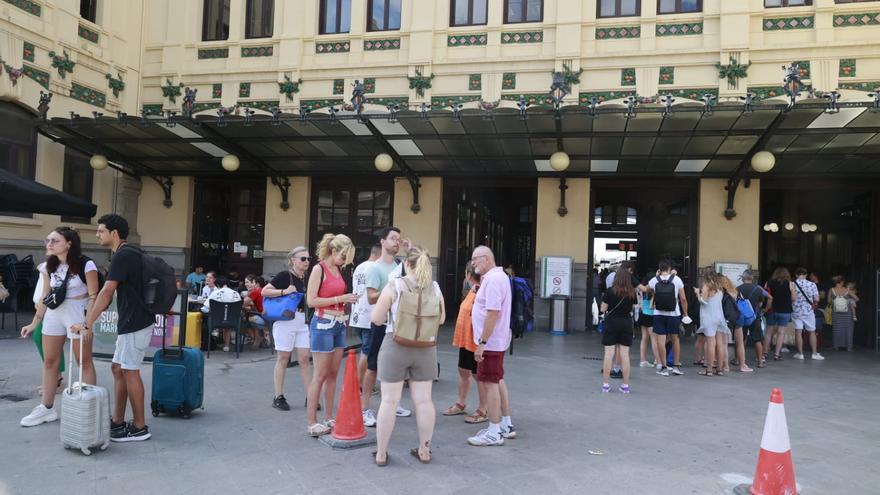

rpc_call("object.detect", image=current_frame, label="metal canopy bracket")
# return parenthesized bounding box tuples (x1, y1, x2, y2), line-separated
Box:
(150, 176, 174, 208)
(407, 174, 421, 214)
(557, 176, 568, 217)
(271, 175, 292, 211)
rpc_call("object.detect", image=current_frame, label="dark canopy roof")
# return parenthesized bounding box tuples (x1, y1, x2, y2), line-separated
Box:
(36, 98, 880, 179)
(0, 168, 97, 217)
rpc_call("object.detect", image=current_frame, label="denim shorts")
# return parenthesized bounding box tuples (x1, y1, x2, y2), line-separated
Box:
(359, 326, 373, 356)
(766, 312, 792, 327)
(309, 316, 346, 353)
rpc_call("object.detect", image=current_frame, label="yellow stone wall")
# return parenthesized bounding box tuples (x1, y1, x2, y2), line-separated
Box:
(392, 177, 442, 256)
(137, 176, 194, 248)
(698, 178, 761, 269)
(264, 176, 311, 253)
(535, 178, 590, 262)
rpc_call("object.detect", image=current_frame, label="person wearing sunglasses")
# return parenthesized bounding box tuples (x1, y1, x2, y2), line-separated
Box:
(263, 246, 313, 412)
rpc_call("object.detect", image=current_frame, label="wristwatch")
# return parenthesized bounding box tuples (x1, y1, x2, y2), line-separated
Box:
(480, 340, 488, 345)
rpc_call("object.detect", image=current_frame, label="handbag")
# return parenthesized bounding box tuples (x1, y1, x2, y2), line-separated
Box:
(262, 271, 304, 321)
(42, 271, 71, 310)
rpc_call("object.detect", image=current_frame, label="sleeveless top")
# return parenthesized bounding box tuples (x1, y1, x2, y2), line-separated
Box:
(316, 261, 346, 316)
(452, 288, 478, 352)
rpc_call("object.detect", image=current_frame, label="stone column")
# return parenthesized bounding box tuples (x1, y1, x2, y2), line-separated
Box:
(116, 174, 143, 245)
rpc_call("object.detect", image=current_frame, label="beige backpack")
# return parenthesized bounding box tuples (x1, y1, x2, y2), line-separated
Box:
(390, 277, 441, 347)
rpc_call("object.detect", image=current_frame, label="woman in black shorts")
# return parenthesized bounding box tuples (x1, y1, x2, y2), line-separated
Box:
(601, 266, 636, 394)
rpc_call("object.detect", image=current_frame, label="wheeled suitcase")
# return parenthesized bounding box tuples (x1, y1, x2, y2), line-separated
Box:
(60, 338, 110, 455)
(151, 305, 205, 418)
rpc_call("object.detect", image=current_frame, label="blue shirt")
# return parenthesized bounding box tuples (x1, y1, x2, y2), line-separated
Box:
(186, 272, 206, 287)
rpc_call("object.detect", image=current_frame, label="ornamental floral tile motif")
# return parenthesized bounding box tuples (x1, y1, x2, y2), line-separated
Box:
(839, 59, 856, 78)
(833, 12, 880, 27)
(578, 91, 636, 104)
(596, 26, 640, 40)
(747, 86, 811, 101)
(212, 83, 222, 99)
(23, 42, 35, 62)
(658, 87, 718, 101)
(198, 48, 229, 59)
(502, 72, 516, 90)
(500, 93, 556, 107)
(762, 16, 814, 31)
(316, 41, 350, 53)
(501, 31, 543, 44)
(431, 95, 481, 108)
(71, 82, 106, 108)
(48, 50, 75, 79)
(239, 100, 277, 113)
(22, 64, 49, 89)
(239, 82, 251, 98)
(368, 96, 408, 108)
(78, 24, 99, 43)
(447, 33, 487, 47)
(364, 38, 401, 51)
(656, 22, 703, 37)
(621, 68, 636, 86)
(794, 61, 810, 79)
(241, 46, 273, 57)
(839, 81, 880, 92)
(469, 74, 481, 91)
(3, 0, 41, 16)
(364, 78, 376, 94)
(142, 103, 163, 115)
(300, 99, 343, 110)
(192, 102, 220, 114)
(333, 79, 345, 95)
(659, 66, 674, 85)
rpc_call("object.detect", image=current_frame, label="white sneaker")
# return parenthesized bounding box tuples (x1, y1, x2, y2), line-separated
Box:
(655, 363, 663, 370)
(793, 353, 804, 360)
(362, 409, 377, 427)
(812, 353, 825, 361)
(639, 361, 651, 368)
(671, 367, 684, 376)
(656, 368, 670, 377)
(500, 424, 517, 439)
(222, 346, 230, 352)
(20, 404, 59, 427)
(395, 406, 412, 417)
(467, 428, 504, 446)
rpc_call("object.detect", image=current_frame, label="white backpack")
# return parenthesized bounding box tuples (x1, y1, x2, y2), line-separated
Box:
(832, 289, 850, 313)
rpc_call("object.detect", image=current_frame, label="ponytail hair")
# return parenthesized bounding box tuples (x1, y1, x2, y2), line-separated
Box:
(405, 245, 433, 289)
(316, 233, 354, 265)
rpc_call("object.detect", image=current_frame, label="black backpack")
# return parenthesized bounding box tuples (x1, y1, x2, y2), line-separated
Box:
(120, 245, 177, 316)
(653, 275, 677, 312)
(77, 255, 106, 288)
(722, 291, 741, 328)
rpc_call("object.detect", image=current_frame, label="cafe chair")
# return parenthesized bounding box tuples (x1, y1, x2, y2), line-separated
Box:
(207, 299, 243, 359)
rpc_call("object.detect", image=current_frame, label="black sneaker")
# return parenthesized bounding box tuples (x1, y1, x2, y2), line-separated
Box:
(112, 424, 151, 442)
(273, 395, 290, 411)
(110, 420, 128, 440)
(610, 370, 623, 379)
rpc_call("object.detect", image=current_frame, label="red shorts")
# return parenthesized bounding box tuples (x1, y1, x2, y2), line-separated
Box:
(476, 350, 505, 383)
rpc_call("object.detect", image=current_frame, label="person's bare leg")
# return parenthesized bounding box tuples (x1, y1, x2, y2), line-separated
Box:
(775, 326, 785, 357)
(273, 351, 291, 397)
(456, 367, 471, 407)
(716, 333, 729, 372)
(648, 328, 660, 364)
(613, 345, 621, 369)
(763, 326, 775, 357)
(409, 380, 435, 459)
(111, 363, 127, 423)
(734, 327, 746, 368)
(374, 380, 403, 463)
(795, 329, 804, 356)
(123, 370, 146, 429)
(620, 345, 631, 387)
(499, 379, 511, 417)
(808, 332, 818, 355)
(484, 382, 501, 423)
(671, 334, 681, 367)
(694, 334, 705, 363)
(602, 345, 614, 384)
(307, 352, 332, 425)
(754, 340, 765, 363)
(705, 335, 717, 374)
(40, 335, 65, 408)
(476, 377, 487, 413)
(357, 354, 368, 385)
(361, 369, 377, 411)
(296, 347, 313, 394)
(322, 348, 343, 421)
(640, 327, 649, 363)
(653, 334, 667, 367)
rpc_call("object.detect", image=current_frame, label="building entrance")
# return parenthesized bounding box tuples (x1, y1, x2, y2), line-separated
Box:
(440, 180, 537, 317)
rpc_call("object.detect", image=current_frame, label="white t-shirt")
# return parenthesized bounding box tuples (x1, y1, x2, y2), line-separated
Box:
(201, 285, 216, 299)
(648, 274, 685, 317)
(385, 278, 442, 334)
(349, 260, 375, 329)
(201, 286, 241, 312)
(38, 260, 98, 299)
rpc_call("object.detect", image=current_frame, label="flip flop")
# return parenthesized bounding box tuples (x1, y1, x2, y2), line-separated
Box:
(372, 451, 389, 467)
(410, 447, 431, 464)
(698, 370, 714, 376)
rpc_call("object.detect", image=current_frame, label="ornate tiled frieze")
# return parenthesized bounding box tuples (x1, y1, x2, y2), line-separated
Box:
(763, 16, 814, 31)
(198, 48, 229, 59)
(48, 50, 75, 79)
(142, 103, 163, 115)
(833, 12, 880, 27)
(657, 87, 718, 101)
(23, 42, 35, 62)
(300, 99, 343, 110)
(333, 78, 345, 95)
(239, 82, 251, 98)
(501, 31, 543, 44)
(839, 81, 880, 91)
(447, 33, 487, 47)
(78, 24, 99, 43)
(578, 91, 636, 103)
(500, 93, 556, 107)
(241, 46, 273, 57)
(431, 95, 481, 108)
(239, 100, 277, 112)
(502, 72, 516, 90)
(316, 41, 350, 53)
(794, 61, 810, 79)
(3, 0, 41, 16)
(363, 78, 376, 94)
(367, 96, 408, 108)
(212, 83, 222, 99)
(656, 22, 703, 36)
(71, 82, 106, 108)
(364, 38, 401, 51)
(469, 74, 481, 91)
(596, 26, 640, 39)
(659, 66, 674, 85)
(621, 68, 636, 86)
(839, 59, 856, 78)
(22, 64, 49, 89)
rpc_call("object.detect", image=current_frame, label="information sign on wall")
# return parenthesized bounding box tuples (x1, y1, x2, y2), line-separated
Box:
(541, 256, 573, 299)
(714, 262, 751, 286)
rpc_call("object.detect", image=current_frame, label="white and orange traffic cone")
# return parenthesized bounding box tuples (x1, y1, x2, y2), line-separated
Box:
(734, 388, 798, 495)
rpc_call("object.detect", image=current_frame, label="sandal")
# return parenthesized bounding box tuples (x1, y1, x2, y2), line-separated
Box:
(464, 409, 488, 424)
(410, 447, 431, 464)
(372, 451, 389, 467)
(773, 354, 782, 361)
(443, 403, 467, 416)
(698, 370, 714, 376)
(307, 423, 331, 437)
(757, 360, 767, 369)
(715, 370, 725, 376)
(693, 359, 705, 366)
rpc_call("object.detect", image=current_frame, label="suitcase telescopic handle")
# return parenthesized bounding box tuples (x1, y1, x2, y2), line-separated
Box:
(66, 335, 85, 397)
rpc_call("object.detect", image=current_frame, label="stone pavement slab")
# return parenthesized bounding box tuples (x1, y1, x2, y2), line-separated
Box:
(1, 330, 879, 494)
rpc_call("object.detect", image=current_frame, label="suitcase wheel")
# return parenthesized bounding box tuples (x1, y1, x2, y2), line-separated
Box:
(152, 410, 159, 417)
(81, 447, 92, 456)
(100, 442, 109, 451)
(151, 400, 160, 417)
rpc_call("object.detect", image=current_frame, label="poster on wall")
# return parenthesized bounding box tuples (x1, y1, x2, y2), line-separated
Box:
(715, 262, 751, 286)
(540, 256, 573, 299)
(92, 294, 183, 360)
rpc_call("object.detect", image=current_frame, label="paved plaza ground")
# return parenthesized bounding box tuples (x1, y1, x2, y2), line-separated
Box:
(0, 323, 878, 495)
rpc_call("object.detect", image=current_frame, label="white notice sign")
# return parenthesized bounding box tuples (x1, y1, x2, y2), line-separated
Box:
(714, 262, 751, 286)
(541, 256, 573, 299)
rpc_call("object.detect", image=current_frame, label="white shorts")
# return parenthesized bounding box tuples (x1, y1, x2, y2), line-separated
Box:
(273, 313, 309, 352)
(112, 326, 152, 370)
(42, 298, 88, 340)
(793, 314, 816, 332)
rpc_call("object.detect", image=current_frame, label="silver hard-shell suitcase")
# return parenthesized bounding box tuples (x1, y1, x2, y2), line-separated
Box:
(60, 338, 110, 455)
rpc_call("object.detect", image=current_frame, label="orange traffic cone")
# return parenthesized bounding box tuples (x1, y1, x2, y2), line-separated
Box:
(736, 388, 798, 495)
(331, 349, 367, 441)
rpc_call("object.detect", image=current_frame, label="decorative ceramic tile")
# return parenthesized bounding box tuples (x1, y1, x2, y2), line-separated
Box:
(794, 61, 810, 79)
(658, 87, 718, 101)
(501, 31, 543, 44)
(239, 82, 251, 98)
(469, 74, 481, 91)
(316, 41, 350, 53)
(364, 78, 376, 94)
(22, 64, 49, 89)
(833, 12, 880, 27)
(748, 86, 786, 100)
(198, 48, 229, 59)
(431, 95, 481, 108)
(300, 99, 344, 110)
(212, 83, 222, 99)
(763, 16, 814, 31)
(71, 82, 106, 108)
(105, 73, 124, 98)
(659, 66, 674, 85)
(502, 72, 516, 90)
(239, 100, 278, 112)
(621, 68, 636, 87)
(838, 81, 880, 91)
(447, 33, 487, 47)
(839, 59, 856, 78)
(578, 91, 636, 103)
(367, 96, 408, 108)
(48, 50, 75, 79)
(142, 103, 163, 115)
(78, 24, 99, 43)
(3, 0, 41, 16)
(333, 78, 345, 95)
(656, 22, 703, 37)
(22, 41, 34, 62)
(241, 45, 273, 57)
(364, 38, 401, 51)
(192, 102, 220, 114)
(596, 26, 640, 39)
(500, 93, 557, 107)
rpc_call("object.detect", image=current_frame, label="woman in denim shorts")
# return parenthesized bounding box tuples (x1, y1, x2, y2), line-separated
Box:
(764, 267, 796, 361)
(305, 233, 358, 437)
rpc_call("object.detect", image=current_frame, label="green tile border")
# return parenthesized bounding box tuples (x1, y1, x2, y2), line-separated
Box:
(578, 91, 636, 103)
(838, 81, 880, 92)
(212, 83, 222, 99)
(659, 66, 674, 85)
(469, 74, 481, 91)
(192, 102, 221, 114)
(500, 93, 556, 107)
(3, 0, 41, 16)
(22, 64, 49, 89)
(198, 48, 229, 59)
(71, 82, 106, 108)
(431, 95, 482, 108)
(300, 98, 344, 110)
(501, 31, 543, 44)
(239, 82, 251, 98)
(621, 68, 636, 87)
(364, 38, 401, 51)
(763, 16, 814, 31)
(502, 72, 516, 90)
(241, 45, 273, 57)
(316, 41, 350, 53)
(22, 41, 35, 63)
(656, 22, 703, 36)
(447, 33, 487, 47)
(333, 78, 345, 95)
(238, 100, 278, 112)
(367, 96, 408, 108)
(596, 26, 640, 40)
(833, 12, 880, 27)
(794, 61, 810, 79)
(747, 85, 812, 101)
(839, 58, 856, 78)
(142, 103, 163, 115)
(78, 24, 99, 44)
(657, 87, 718, 101)
(364, 78, 376, 94)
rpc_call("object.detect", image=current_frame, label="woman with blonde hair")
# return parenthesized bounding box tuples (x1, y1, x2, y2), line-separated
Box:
(371, 245, 446, 465)
(716, 274, 738, 374)
(305, 234, 358, 436)
(696, 268, 727, 376)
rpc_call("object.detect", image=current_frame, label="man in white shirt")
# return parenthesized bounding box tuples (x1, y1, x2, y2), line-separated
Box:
(647, 259, 689, 377)
(349, 244, 381, 383)
(792, 267, 823, 360)
(202, 275, 242, 352)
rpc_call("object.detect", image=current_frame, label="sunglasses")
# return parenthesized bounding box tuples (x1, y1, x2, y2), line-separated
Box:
(296, 256, 311, 262)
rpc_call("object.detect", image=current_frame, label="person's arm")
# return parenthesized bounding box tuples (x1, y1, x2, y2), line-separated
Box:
(75, 280, 119, 336)
(698, 284, 709, 304)
(370, 283, 395, 325)
(262, 281, 297, 298)
(600, 302, 609, 313)
(367, 287, 381, 306)
(789, 282, 797, 302)
(678, 286, 689, 315)
(82, 269, 101, 340)
(438, 291, 446, 325)
(20, 272, 50, 338)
